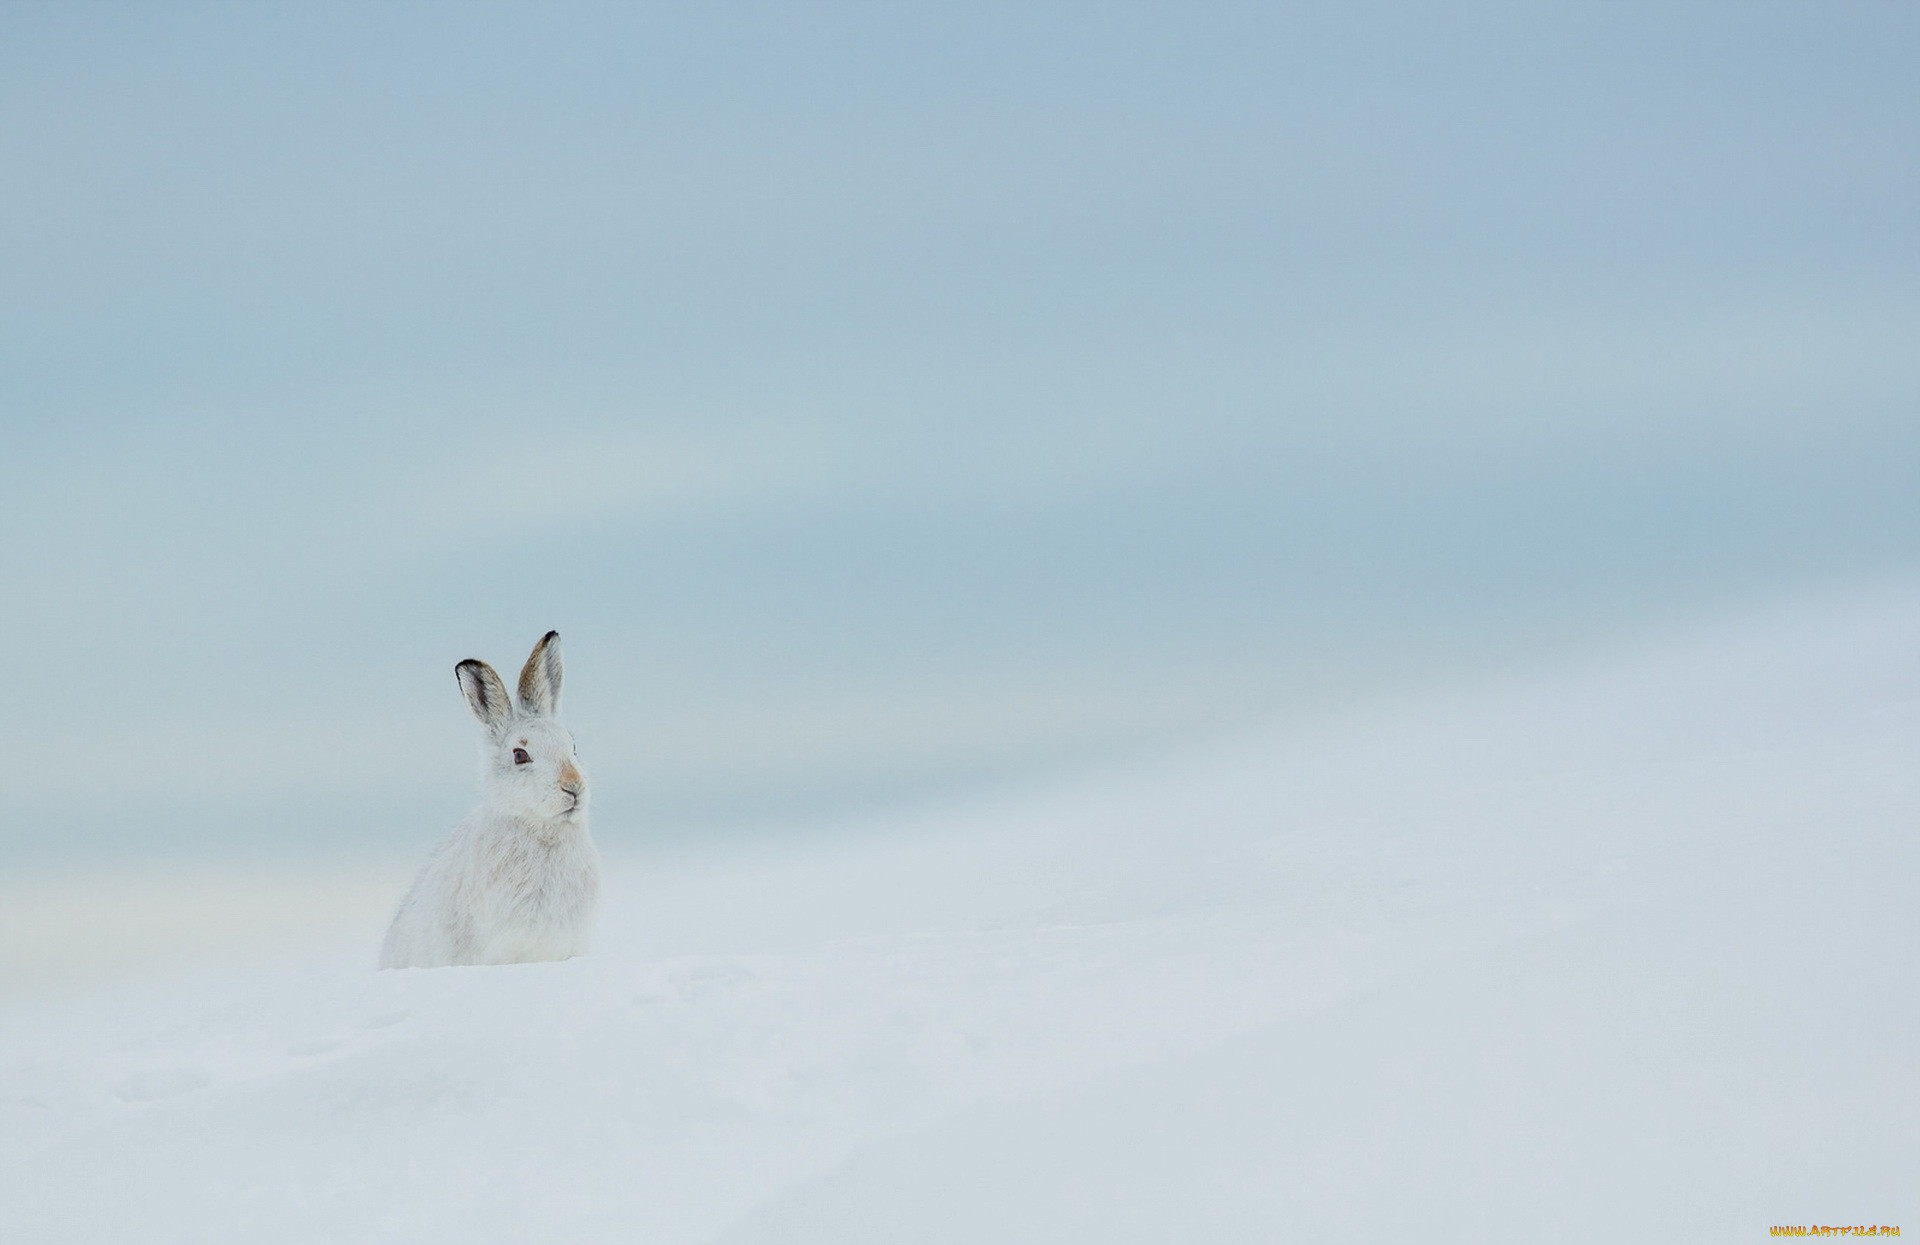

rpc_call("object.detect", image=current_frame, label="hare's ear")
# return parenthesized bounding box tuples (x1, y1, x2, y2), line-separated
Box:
(456, 659, 515, 734)
(517, 630, 563, 717)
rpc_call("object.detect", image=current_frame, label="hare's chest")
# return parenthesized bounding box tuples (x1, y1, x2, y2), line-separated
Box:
(472, 831, 600, 963)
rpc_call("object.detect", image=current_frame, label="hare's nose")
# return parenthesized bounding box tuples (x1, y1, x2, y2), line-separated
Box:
(558, 761, 583, 792)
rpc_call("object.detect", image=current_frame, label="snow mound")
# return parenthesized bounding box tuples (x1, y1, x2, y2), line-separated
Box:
(3, 588, 1917, 1242)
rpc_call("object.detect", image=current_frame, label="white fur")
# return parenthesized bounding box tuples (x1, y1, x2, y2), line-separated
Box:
(380, 633, 600, 969)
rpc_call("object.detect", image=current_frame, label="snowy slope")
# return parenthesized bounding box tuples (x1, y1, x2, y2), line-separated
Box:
(3, 587, 1916, 1243)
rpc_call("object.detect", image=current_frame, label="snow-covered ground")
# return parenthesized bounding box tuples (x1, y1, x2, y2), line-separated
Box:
(3, 586, 1916, 1242)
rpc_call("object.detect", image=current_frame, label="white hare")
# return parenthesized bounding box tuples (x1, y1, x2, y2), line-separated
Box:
(380, 631, 600, 968)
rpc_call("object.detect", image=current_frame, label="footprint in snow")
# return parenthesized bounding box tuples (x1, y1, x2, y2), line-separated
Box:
(672, 962, 758, 999)
(112, 1068, 209, 1103)
(280, 1012, 407, 1061)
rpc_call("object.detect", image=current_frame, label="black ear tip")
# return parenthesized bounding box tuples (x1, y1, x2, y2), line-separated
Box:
(542, 630, 560, 643)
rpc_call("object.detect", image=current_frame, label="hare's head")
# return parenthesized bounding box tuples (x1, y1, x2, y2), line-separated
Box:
(455, 631, 587, 824)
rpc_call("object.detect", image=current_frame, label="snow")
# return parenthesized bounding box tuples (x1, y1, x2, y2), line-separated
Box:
(3, 586, 1916, 1242)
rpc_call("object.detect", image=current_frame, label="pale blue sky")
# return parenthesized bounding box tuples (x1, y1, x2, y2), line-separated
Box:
(3, 2, 1916, 857)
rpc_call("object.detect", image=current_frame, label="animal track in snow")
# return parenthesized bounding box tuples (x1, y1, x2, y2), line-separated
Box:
(671, 962, 759, 999)
(112, 1068, 208, 1103)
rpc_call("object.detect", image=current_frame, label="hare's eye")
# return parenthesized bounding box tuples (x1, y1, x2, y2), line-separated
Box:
(512, 747, 531, 765)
